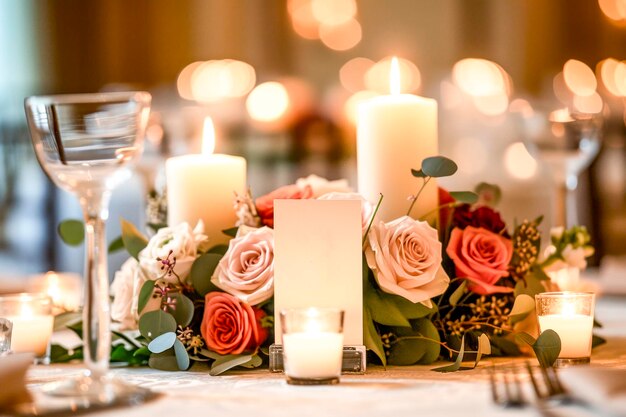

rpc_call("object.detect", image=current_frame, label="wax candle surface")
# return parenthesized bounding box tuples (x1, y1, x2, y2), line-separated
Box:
(283, 332, 343, 379)
(357, 58, 438, 221)
(7, 315, 54, 356)
(538, 314, 593, 358)
(166, 118, 246, 244)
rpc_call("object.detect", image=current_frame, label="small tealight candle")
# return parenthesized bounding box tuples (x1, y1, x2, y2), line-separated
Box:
(280, 308, 344, 385)
(28, 271, 82, 313)
(0, 293, 54, 364)
(535, 292, 595, 366)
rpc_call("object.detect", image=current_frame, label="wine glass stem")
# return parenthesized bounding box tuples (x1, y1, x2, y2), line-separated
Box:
(81, 192, 112, 379)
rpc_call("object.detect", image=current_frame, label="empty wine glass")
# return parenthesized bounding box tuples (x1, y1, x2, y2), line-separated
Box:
(523, 108, 603, 228)
(24, 92, 151, 402)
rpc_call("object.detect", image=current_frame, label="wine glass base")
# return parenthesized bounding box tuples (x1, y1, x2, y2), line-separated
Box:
(41, 373, 157, 406)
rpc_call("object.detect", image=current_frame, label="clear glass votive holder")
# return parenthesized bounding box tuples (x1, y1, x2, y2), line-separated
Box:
(0, 293, 54, 364)
(280, 308, 345, 385)
(535, 292, 595, 367)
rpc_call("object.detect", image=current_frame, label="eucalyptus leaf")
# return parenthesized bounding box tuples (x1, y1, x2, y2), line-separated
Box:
(388, 319, 440, 365)
(58, 219, 85, 246)
(107, 236, 125, 253)
(121, 219, 148, 260)
(166, 293, 195, 327)
(148, 332, 177, 354)
(139, 310, 177, 341)
(222, 227, 239, 237)
(449, 281, 467, 307)
(474, 182, 502, 207)
(363, 307, 386, 366)
(239, 354, 263, 369)
(148, 348, 180, 371)
(411, 168, 426, 178)
(174, 339, 190, 370)
(592, 334, 606, 348)
(515, 332, 536, 347)
(472, 333, 491, 368)
(449, 191, 479, 204)
(138, 280, 156, 314)
(209, 354, 253, 376)
(533, 329, 561, 368)
(421, 156, 458, 178)
(432, 335, 465, 372)
(190, 253, 223, 296)
(509, 294, 536, 324)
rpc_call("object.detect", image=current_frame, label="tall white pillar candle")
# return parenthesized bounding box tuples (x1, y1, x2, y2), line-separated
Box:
(166, 117, 246, 245)
(357, 57, 438, 222)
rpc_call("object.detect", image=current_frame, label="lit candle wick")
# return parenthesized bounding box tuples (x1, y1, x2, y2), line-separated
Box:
(390, 56, 401, 95)
(202, 116, 216, 155)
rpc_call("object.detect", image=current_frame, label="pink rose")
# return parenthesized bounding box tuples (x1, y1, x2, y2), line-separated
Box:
(256, 184, 313, 228)
(211, 226, 274, 306)
(201, 292, 267, 355)
(446, 226, 513, 295)
(365, 216, 449, 307)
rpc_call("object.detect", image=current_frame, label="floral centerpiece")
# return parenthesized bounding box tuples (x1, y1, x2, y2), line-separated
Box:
(54, 156, 599, 374)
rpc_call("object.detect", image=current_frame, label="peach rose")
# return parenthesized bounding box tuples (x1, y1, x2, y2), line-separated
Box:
(255, 184, 313, 228)
(446, 226, 513, 295)
(201, 292, 268, 355)
(211, 226, 274, 306)
(365, 216, 449, 307)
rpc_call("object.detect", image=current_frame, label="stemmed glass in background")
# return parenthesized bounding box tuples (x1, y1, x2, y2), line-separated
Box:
(523, 108, 603, 228)
(25, 92, 151, 402)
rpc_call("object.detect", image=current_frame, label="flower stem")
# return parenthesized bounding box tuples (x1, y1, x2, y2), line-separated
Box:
(419, 202, 461, 222)
(363, 193, 384, 247)
(407, 177, 432, 218)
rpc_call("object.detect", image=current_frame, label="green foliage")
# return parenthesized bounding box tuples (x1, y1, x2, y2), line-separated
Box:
(166, 293, 195, 327)
(53, 311, 81, 332)
(174, 339, 190, 370)
(448, 281, 467, 307)
(139, 310, 177, 341)
(592, 334, 606, 348)
(449, 191, 479, 205)
(107, 236, 125, 253)
(209, 353, 261, 376)
(190, 253, 222, 296)
(474, 183, 501, 207)
(421, 156, 458, 178)
(387, 319, 440, 365)
(508, 294, 535, 325)
(514, 271, 546, 298)
(363, 307, 386, 366)
(121, 218, 148, 260)
(207, 244, 229, 256)
(222, 227, 239, 237)
(147, 332, 177, 354)
(148, 348, 180, 371)
(58, 219, 85, 246)
(433, 336, 465, 372)
(517, 330, 561, 368)
(137, 280, 156, 314)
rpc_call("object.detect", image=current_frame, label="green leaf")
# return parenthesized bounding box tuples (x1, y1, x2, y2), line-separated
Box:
(449, 281, 467, 307)
(167, 293, 195, 327)
(387, 319, 440, 365)
(514, 273, 545, 298)
(138, 310, 177, 341)
(148, 332, 177, 354)
(190, 253, 223, 296)
(173, 339, 190, 370)
(50, 344, 83, 362)
(53, 311, 82, 332)
(239, 354, 263, 369)
(133, 346, 151, 358)
(148, 348, 180, 371)
(533, 329, 561, 368)
(421, 156, 458, 178)
(490, 335, 522, 356)
(58, 219, 84, 246)
(107, 236, 125, 253)
(592, 334, 606, 348)
(433, 335, 465, 372)
(449, 191, 479, 204)
(222, 227, 239, 237)
(509, 294, 536, 324)
(209, 354, 254, 376)
(138, 280, 156, 314)
(121, 218, 148, 260)
(365, 288, 410, 327)
(208, 244, 229, 256)
(411, 168, 426, 178)
(363, 307, 386, 366)
(472, 333, 491, 368)
(474, 182, 502, 207)
(515, 332, 536, 347)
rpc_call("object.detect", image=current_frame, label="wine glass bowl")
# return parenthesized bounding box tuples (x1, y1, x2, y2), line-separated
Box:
(523, 108, 603, 228)
(25, 92, 151, 402)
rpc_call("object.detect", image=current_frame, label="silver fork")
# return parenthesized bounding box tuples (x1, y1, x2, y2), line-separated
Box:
(489, 364, 527, 408)
(525, 362, 574, 406)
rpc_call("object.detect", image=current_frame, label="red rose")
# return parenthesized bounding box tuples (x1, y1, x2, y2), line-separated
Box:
(255, 184, 313, 228)
(453, 204, 508, 236)
(446, 226, 513, 295)
(438, 188, 455, 234)
(201, 292, 268, 355)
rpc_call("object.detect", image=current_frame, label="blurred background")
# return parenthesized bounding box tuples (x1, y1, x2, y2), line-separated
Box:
(0, 0, 625, 286)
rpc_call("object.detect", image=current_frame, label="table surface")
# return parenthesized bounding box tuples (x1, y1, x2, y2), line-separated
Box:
(23, 296, 626, 417)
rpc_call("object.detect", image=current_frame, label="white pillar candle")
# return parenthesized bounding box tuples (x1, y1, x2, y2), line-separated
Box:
(166, 117, 247, 245)
(357, 57, 438, 222)
(7, 314, 54, 356)
(283, 332, 344, 379)
(538, 313, 593, 358)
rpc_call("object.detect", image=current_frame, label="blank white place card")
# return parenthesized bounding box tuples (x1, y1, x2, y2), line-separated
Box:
(273, 199, 363, 345)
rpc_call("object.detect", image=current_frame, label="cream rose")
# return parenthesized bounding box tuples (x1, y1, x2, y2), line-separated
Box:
(318, 192, 374, 233)
(110, 258, 149, 330)
(365, 216, 448, 307)
(139, 221, 207, 283)
(296, 174, 352, 197)
(211, 226, 274, 306)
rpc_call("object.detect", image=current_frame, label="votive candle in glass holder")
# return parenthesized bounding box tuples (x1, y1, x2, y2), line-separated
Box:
(280, 308, 344, 385)
(535, 292, 595, 366)
(0, 293, 54, 364)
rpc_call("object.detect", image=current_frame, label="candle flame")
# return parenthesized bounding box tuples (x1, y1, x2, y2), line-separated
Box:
(202, 117, 216, 155)
(549, 108, 574, 123)
(561, 302, 577, 316)
(390, 56, 401, 95)
(45, 272, 61, 305)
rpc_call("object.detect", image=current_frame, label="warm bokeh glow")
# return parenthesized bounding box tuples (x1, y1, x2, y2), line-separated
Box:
(246, 82, 290, 122)
(311, 0, 357, 25)
(573, 92, 604, 114)
(452, 58, 507, 97)
(615, 61, 626, 96)
(177, 61, 204, 100)
(319, 18, 362, 51)
(343, 90, 380, 125)
(550, 108, 575, 123)
(339, 57, 374, 92)
(189, 59, 256, 103)
(202, 117, 216, 155)
(451, 137, 488, 175)
(472, 93, 509, 116)
(553, 72, 573, 105)
(597, 58, 623, 96)
(290, 0, 320, 39)
(364, 57, 421, 94)
(509, 98, 534, 118)
(563, 59, 597, 97)
(505, 142, 537, 179)
(598, 0, 626, 24)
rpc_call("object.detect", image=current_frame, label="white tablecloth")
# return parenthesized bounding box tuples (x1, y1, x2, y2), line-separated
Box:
(23, 296, 626, 417)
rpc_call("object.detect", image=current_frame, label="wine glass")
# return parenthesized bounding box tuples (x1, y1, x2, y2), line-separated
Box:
(523, 108, 603, 228)
(24, 92, 151, 402)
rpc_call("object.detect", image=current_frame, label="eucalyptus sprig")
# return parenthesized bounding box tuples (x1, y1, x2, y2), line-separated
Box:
(407, 156, 458, 217)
